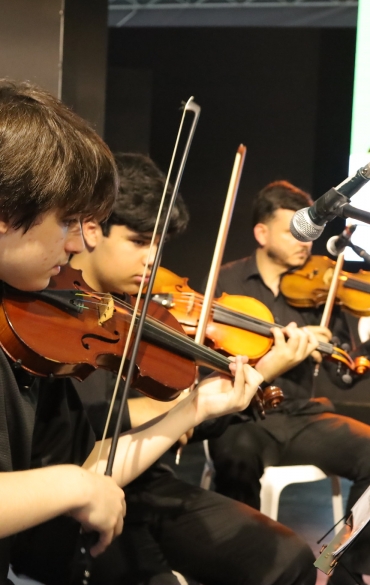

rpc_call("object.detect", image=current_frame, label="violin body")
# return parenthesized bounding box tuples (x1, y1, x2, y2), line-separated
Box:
(0, 265, 196, 401)
(153, 267, 273, 364)
(281, 255, 370, 317)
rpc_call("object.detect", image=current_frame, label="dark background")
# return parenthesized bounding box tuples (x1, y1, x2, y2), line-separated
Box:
(105, 26, 358, 288)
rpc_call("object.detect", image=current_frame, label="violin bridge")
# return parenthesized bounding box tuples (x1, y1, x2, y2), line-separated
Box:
(187, 293, 195, 315)
(98, 294, 114, 325)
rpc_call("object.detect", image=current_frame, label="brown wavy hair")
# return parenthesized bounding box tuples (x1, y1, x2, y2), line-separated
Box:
(0, 79, 117, 230)
(252, 180, 313, 227)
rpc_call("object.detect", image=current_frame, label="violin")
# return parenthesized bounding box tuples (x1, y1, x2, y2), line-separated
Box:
(152, 266, 368, 375)
(0, 264, 279, 407)
(280, 255, 370, 318)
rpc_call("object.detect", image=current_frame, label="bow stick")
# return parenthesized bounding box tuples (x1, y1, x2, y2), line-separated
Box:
(195, 145, 246, 345)
(175, 144, 247, 464)
(71, 97, 201, 585)
(312, 250, 346, 388)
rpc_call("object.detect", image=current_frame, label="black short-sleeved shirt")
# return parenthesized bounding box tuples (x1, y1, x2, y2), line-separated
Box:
(10, 371, 177, 585)
(215, 253, 353, 414)
(0, 347, 95, 585)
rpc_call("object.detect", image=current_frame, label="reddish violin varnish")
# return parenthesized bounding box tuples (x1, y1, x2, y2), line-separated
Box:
(0, 265, 196, 400)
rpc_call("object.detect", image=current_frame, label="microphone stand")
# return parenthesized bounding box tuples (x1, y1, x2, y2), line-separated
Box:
(336, 202, 370, 225)
(348, 241, 370, 265)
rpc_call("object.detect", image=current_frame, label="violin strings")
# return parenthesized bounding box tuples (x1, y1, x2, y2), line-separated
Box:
(71, 288, 272, 356)
(155, 292, 279, 335)
(74, 288, 269, 335)
(150, 292, 337, 354)
(72, 290, 232, 369)
(64, 288, 345, 371)
(71, 289, 336, 357)
(155, 291, 280, 331)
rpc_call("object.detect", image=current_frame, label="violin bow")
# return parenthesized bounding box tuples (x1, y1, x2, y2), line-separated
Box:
(312, 251, 346, 386)
(195, 145, 246, 346)
(105, 97, 200, 474)
(174, 145, 247, 464)
(320, 252, 345, 329)
(71, 97, 200, 585)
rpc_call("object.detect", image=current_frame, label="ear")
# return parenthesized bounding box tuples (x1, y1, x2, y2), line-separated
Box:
(0, 215, 10, 235)
(253, 223, 269, 247)
(81, 220, 102, 249)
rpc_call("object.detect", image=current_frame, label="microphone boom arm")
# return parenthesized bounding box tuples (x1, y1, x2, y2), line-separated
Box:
(338, 203, 370, 226)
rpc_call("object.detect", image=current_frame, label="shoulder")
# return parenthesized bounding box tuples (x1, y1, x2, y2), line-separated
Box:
(220, 256, 251, 274)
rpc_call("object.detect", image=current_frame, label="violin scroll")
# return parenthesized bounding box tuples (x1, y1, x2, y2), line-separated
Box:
(353, 356, 370, 375)
(253, 385, 284, 418)
(262, 385, 284, 409)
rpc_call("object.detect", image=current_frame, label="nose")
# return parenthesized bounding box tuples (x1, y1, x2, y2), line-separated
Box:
(65, 223, 85, 255)
(144, 244, 157, 267)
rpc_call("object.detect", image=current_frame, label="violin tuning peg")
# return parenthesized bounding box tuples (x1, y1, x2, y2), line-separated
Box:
(341, 371, 353, 385)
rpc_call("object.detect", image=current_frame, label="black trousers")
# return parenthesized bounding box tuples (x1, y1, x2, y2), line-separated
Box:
(209, 410, 370, 576)
(11, 473, 316, 585)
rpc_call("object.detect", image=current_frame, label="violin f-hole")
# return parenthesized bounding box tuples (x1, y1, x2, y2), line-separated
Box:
(81, 332, 120, 350)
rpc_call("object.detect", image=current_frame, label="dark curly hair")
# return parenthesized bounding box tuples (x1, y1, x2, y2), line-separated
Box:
(101, 153, 189, 237)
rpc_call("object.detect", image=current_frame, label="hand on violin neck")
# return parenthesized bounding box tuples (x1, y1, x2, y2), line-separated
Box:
(303, 325, 332, 364)
(304, 325, 332, 343)
(192, 356, 263, 424)
(254, 322, 319, 382)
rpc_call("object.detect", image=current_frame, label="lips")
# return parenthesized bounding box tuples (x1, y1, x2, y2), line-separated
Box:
(134, 274, 151, 282)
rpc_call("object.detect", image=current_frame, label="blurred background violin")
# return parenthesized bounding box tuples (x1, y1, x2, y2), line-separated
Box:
(280, 255, 370, 318)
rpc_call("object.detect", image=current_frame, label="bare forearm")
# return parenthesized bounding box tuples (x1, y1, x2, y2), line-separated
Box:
(0, 465, 91, 538)
(85, 359, 261, 487)
(84, 392, 198, 486)
(128, 394, 185, 428)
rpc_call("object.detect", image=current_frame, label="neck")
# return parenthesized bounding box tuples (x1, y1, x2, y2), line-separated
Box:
(255, 248, 287, 297)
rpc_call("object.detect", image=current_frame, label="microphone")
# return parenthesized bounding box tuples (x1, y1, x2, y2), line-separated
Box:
(290, 162, 370, 242)
(326, 224, 357, 256)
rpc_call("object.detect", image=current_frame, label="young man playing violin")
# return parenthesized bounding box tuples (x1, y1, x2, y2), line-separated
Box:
(12, 153, 319, 585)
(0, 80, 268, 585)
(209, 180, 370, 585)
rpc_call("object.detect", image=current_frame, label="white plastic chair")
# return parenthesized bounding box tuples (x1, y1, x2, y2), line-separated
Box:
(260, 465, 344, 534)
(200, 439, 215, 490)
(8, 569, 43, 585)
(200, 441, 344, 535)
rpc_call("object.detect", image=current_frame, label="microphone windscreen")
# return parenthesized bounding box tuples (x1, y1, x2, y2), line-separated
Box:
(326, 236, 341, 256)
(290, 208, 325, 242)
